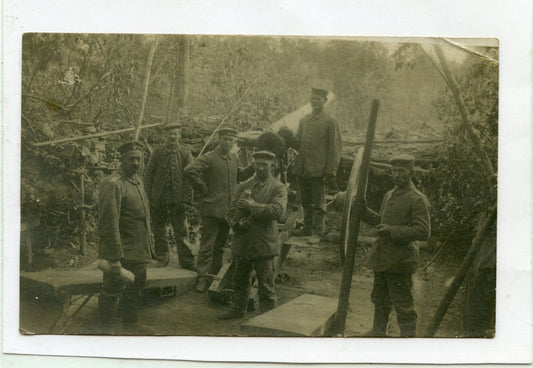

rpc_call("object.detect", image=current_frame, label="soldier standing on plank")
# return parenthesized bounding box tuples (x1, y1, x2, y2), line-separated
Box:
(97, 141, 155, 334)
(184, 128, 240, 293)
(143, 123, 196, 271)
(362, 154, 431, 337)
(292, 87, 342, 237)
(219, 151, 287, 319)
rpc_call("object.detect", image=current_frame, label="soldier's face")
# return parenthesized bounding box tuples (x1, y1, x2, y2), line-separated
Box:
(219, 135, 236, 153)
(254, 159, 273, 180)
(310, 94, 326, 110)
(391, 165, 413, 187)
(122, 151, 143, 176)
(167, 129, 181, 143)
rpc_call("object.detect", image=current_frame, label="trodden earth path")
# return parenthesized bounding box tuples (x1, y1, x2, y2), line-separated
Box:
(20, 217, 465, 338)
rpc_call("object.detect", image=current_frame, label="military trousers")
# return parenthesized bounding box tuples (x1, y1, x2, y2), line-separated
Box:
(151, 203, 195, 268)
(99, 260, 147, 325)
(371, 271, 417, 337)
(297, 176, 326, 235)
(232, 256, 277, 313)
(197, 216, 230, 278)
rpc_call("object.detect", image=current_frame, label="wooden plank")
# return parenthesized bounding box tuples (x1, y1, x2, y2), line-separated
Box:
(21, 267, 196, 296)
(240, 294, 337, 336)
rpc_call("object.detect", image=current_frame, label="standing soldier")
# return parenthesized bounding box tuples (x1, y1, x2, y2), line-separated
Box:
(97, 141, 154, 334)
(293, 87, 342, 237)
(220, 151, 288, 319)
(144, 123, 196, 270)
(362, 154, 431, 337)
(184, 128, 239, 293)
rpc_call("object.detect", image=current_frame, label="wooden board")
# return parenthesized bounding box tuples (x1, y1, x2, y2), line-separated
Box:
(240, 293, 338, 336)
(21, 267, 196, 296)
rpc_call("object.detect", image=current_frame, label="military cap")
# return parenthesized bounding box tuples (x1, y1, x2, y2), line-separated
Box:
(253, 150, 276, 161)
(311, 87, 328, 98)
(218, 127, 238, 136)
(163, 122, 182, 130)
(117, 141, 145, 156)
(389, 154, 415, 166)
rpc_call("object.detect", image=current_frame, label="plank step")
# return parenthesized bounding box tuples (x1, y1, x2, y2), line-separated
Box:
(240, 293, 338, 336)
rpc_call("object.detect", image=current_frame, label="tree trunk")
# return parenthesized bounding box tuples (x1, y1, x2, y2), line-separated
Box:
(175, 35, 190, 118)
(134, 37, 159, 141)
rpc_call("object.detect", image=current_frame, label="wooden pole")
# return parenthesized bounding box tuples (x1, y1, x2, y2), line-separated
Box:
(31, 123, 164, 147)
(333, 99, 380, 335)
(134, 37, 159, 141)
(424, 206, 496, 337)
(79, 171, 86, 255)
(433, 45, 495, 180)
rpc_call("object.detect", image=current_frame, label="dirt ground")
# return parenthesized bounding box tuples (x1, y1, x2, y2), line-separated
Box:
(20, 210, 467, 338)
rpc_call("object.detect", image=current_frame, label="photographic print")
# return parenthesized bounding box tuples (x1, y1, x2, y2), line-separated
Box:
(19, 34, 498, 339)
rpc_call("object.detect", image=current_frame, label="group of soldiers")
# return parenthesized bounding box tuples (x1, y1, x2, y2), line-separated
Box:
(96, 87, 431, 337)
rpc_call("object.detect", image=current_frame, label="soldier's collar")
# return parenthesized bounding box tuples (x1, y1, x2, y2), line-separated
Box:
(119, 167, 141, 184)
(393, 181, 415, 195)
(311, 109, 325, 119)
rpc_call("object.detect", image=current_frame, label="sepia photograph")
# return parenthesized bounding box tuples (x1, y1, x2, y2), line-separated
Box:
(18, 33, 499, 340)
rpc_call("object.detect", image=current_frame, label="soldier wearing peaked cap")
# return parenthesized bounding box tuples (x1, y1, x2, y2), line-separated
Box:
(293, 87, 342, 237)
(97, 141, 154, 334)
(219, 150, 287, 319)
(361, 154, 431, 337)
(184, 127, 243, 293)
(144, 122, 196, 270)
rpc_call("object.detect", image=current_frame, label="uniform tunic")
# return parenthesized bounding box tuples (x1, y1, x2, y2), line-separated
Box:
(144, 143, 193, 206)
(365, 182, 431, 273)
(98, 168, 152, 263)
(184, 146, 239, 220)
(227, 176, 288, 259)
(293, 110, 342, 178)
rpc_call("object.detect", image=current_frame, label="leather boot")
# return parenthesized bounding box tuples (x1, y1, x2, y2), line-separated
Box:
(364, 305, 390, 337)
(98, 294, 119, 334)
(312, 209, 326, 236)
(399, 321, 417, 338)
(294, 207, 312, 236)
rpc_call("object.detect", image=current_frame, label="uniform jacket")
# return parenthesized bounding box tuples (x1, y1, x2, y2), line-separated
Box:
(293, 110, 342, 178)
(184, 146, 239, 219)
(226, 175, 287, 259)
(364, 182, 430, 273)
(143, 143, 193, 207)
(98, 168, 152, 263)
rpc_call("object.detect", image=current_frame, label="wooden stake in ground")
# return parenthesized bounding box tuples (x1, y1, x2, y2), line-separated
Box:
(333, 99, 380, 335)
(424, 206, 496, 337)
(133, 37, 159, 141)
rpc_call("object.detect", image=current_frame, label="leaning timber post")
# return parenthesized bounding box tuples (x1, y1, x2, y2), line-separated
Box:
(80, 170, 86, 255)
(433, 45, 496, 180)
(32, 123, 165, 147)
(424, 206, 497, 337)
(134, 37, 159, 141)
(333, 99, 380, 335)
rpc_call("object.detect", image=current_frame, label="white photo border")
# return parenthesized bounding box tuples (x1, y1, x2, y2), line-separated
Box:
(3, 0, 531, 365)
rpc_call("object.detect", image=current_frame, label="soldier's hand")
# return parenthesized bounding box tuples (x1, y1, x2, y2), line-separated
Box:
(375, 224, 392, 238)
(109, 260, 122, 275)
(237, 198, 255, 210)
